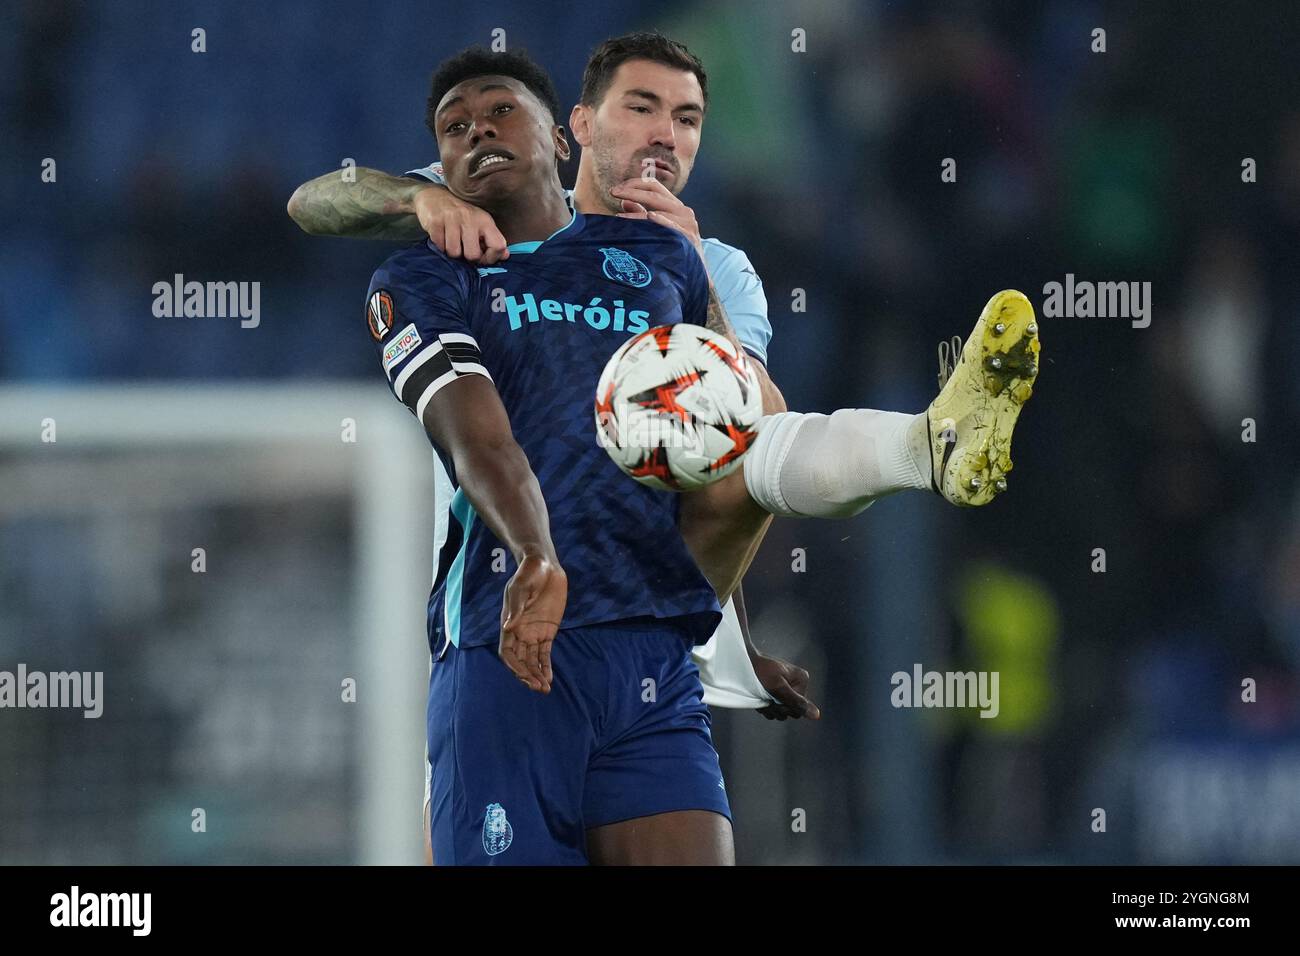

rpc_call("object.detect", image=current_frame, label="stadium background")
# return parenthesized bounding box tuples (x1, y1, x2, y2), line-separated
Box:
(2, 0, 1299, 864)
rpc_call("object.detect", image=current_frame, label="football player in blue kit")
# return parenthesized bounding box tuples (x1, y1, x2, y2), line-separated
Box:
(290, 34, 823, 867)
(368, 47, 743, 865)
(294, 36, 1042, 867)
(290, 36, 811, 735)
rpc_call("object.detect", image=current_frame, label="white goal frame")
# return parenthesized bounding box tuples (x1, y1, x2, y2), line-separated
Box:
(0, 384, 434, 865)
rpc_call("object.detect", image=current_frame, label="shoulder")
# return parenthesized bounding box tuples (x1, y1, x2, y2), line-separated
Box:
(369, 244, 475, 321)
(372, 241, 473, 289)
(700, 236, 757, 275)
(701, 237, 764, 304)
(698, 234, 771, 360)
(403, 162, 443, 183)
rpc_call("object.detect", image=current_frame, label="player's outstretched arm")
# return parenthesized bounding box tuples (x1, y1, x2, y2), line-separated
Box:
(286, 167, 509, 261)
(287, 167, 431, 240)
(421, 375, 567, 693)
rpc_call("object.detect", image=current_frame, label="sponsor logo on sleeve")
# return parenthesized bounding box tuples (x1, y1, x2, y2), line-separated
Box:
(382, 323, 422, 372)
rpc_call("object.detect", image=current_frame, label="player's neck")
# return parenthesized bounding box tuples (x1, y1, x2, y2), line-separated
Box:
(486, 185, 572, 245)
(571, 162, 615, 215)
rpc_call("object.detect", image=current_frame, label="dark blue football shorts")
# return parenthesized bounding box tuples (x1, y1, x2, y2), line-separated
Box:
(426, 617, 732, 865)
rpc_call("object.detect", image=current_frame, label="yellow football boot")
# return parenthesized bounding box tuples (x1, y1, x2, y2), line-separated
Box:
(927, 289, 1040, 506)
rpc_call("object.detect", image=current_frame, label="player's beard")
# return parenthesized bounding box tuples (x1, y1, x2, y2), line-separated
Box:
(590, 125, 685, 213)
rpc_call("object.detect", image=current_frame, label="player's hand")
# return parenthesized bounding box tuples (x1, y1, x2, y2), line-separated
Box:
(610, 177, 704, 259)
(413, 186, 509, 265)
(498, 553, 567, 693)
(752, 654, 822, 720)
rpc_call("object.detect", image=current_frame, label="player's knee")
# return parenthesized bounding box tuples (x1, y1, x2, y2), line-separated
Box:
(807, 411, 878, 515)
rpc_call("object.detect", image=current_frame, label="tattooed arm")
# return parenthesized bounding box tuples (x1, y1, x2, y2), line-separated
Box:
(286, 167, 431, 239)
(705, 284, 745, 356)
(287, 166, 510, 261)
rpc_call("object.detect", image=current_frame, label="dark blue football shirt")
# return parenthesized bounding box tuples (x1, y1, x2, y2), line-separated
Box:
(366, 210, 724, 653)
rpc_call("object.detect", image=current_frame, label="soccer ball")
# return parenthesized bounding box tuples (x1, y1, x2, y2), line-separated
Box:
(594, 324, 763, 492)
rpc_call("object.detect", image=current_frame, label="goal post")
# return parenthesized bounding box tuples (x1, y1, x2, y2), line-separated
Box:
(0, 384, 434, 864)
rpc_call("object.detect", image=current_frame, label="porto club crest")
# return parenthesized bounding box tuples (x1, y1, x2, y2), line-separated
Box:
(482, 802, 513, 856)
(599, 247, 652, 288)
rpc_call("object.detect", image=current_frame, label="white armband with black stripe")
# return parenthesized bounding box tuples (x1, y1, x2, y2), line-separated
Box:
(389, 332, 492, 420)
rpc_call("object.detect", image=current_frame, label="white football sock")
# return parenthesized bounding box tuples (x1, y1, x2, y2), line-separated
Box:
(742, 409, 932, 519)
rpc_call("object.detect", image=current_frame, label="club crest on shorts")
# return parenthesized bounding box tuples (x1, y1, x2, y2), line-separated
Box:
(599, 247, 652, 288)
(482, 802, 513, 856)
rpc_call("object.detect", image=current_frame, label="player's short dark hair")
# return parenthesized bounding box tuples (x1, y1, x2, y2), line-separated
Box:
(580, 32, 709, 112)
(425, 46, 562, 136)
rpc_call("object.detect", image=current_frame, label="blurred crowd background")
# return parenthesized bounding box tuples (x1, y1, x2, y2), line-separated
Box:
(3, 0, 1299, 863)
